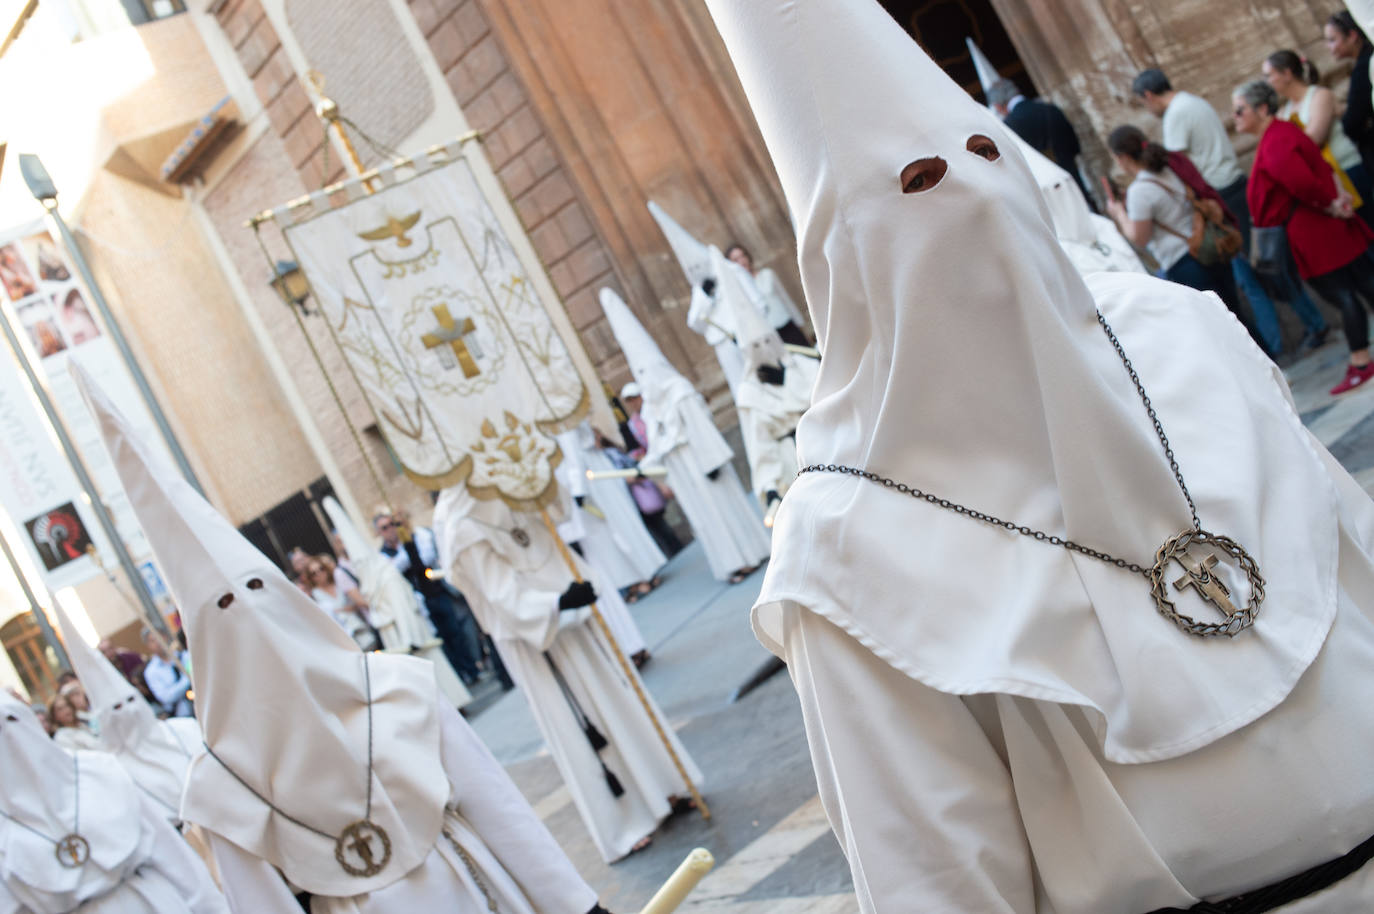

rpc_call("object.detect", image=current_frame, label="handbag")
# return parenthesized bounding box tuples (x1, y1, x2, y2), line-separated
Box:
(1249, 223, 1291, 281)
(1144, 177, 1244, 267)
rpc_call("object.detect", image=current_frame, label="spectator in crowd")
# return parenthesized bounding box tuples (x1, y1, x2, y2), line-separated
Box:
(725, 242, 811, 346)
(306, 553, 382, 651)
(615, 383, 685, 558)
(985, 77, 1095, 207)
(1264, 49, 1373, 219)
(1325, 10, 1374, 172)
(286, 546, 312, 594)
(98, 637, 142, 679)
(1105, 126, 1246, 313)
(48, 690, 101, 751)
(1235, 79, 1374, 394)
(141, 627, 194, 718)
(375, 510, 484, 685)
(1134, 67, 1328, 356)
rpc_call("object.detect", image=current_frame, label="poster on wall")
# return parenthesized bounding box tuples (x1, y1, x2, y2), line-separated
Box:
(0, 219, 169, 592)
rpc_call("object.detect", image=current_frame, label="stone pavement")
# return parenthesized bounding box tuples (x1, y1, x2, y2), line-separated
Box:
(466, 337, 1371, 914)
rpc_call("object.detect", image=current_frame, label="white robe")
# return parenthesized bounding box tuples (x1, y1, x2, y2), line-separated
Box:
(686, 285, 746, 400)
(643, 392, 771, 580)
(203, 703, 600, 914)
(109, 717, 200, 827)
(0, 765, 226, 914)
(735, 355, 818, 503)
(752, 267, 808, 330)
(760, 283, 1374, 912)
(442, 512, 703, 863)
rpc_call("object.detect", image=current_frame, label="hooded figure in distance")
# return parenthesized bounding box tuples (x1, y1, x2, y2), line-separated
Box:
(73, 363, 605, 914)
(0, 690, 227, 913)
(706, 0, 1374, 910)
(711, 246, 817, 509)
(50, 603, 201, 833)
(598, 287, 771, 583)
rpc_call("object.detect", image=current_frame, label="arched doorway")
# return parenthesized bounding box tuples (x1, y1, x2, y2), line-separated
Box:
(879, 0, 1032, 102)
(2, 612, 61, 703)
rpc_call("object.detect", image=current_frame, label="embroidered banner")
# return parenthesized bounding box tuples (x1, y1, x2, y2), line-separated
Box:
(283, 150, 595, 508)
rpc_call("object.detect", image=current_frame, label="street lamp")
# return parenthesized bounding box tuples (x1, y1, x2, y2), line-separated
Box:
(17, 153, 205, 496)
(269, 260, 315, 315)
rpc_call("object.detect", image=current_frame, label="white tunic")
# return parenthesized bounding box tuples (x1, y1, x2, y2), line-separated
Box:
(643, 392, 771, 580)
(203, 704, 601, 914)
(752, 267, 807, 330)
(437, 496, 704, 863)
(558, 431, 667, 589)
(735, 355, 818, 502)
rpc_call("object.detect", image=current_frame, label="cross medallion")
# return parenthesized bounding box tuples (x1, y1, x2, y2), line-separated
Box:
(55, 834, 89, 868)
(335, 820, 392, 877)
(421, 304, 483, 378)
(1172, 551, 1237, 618)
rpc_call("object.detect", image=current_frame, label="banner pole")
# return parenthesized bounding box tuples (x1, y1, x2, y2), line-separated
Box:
(538, 508, 709, 820)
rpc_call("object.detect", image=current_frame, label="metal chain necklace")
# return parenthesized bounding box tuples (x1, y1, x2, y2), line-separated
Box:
(798, 312, 1264, 639)
(203, 654, 392, 877)
(464, 513, 532, 548)
(0, 754, 90, 867)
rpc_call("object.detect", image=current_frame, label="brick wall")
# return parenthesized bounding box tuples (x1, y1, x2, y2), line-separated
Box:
(408, 0, 635, 388)
(214, 0, 347, 189)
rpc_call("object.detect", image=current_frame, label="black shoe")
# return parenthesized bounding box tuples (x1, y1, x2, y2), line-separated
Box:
(1300, 327, 1330, 350)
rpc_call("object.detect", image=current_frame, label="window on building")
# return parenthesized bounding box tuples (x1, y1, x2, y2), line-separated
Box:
(2, 612, 60, 703)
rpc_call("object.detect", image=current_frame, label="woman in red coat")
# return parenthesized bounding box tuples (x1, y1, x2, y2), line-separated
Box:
(1235, 78, 1374, 394)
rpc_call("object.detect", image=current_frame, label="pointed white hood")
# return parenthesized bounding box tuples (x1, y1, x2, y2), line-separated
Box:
(648, 200, 714, 288)
(52, 602, 199, 823)
(72, 363, 447, 896)
(52, 602, 158, 752)
(712, 247, 785, 374)
(598, 287, 697, 414)
(964, 36, 1001, 100)
(707, 0, 1339, 763)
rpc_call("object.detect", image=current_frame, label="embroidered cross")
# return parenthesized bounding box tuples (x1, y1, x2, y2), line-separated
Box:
(421, 304, 482, 378)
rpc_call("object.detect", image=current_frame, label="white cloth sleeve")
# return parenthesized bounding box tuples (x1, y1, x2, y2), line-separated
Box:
(452, 542, 565, 650)
(686, 286, 727, 343)
(206, 831, 303, 914)
(135, 796, 231, 914)
(438, 704, 600, 914)
(757, 269, 807, 328)
(781, 606, 1035, 913)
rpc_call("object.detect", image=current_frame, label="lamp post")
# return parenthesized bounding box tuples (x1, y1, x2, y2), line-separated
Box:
(269, 260, 314, 315)
(17, 153, 206, 497)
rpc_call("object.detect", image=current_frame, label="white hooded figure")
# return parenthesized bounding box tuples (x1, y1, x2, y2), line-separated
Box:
(552, 425, 654, 662)
(648, 201, 751, 399)
(50, 604, 200, 832)
(322, 497, 472, 711)
(73, 367, 602, 914)
(712, 247, 817, 508)
(0, 691, 227, 913)
(558, 421, 668, 592)
(707, 0, 1374, 911)
(967, 38, 1143, 277)
(433, 483, 703, 863)
(599, 287, 771, 583)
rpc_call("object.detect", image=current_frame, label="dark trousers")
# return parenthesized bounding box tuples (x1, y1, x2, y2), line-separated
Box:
(1217, 178, 1326, 352)
(1306, 255, 1374, 352)
(641, 509, 684, 558)
(424, 589, 483, 685)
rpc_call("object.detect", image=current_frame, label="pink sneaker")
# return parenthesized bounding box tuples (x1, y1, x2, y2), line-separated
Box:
(1330, 362, 1374, 395)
